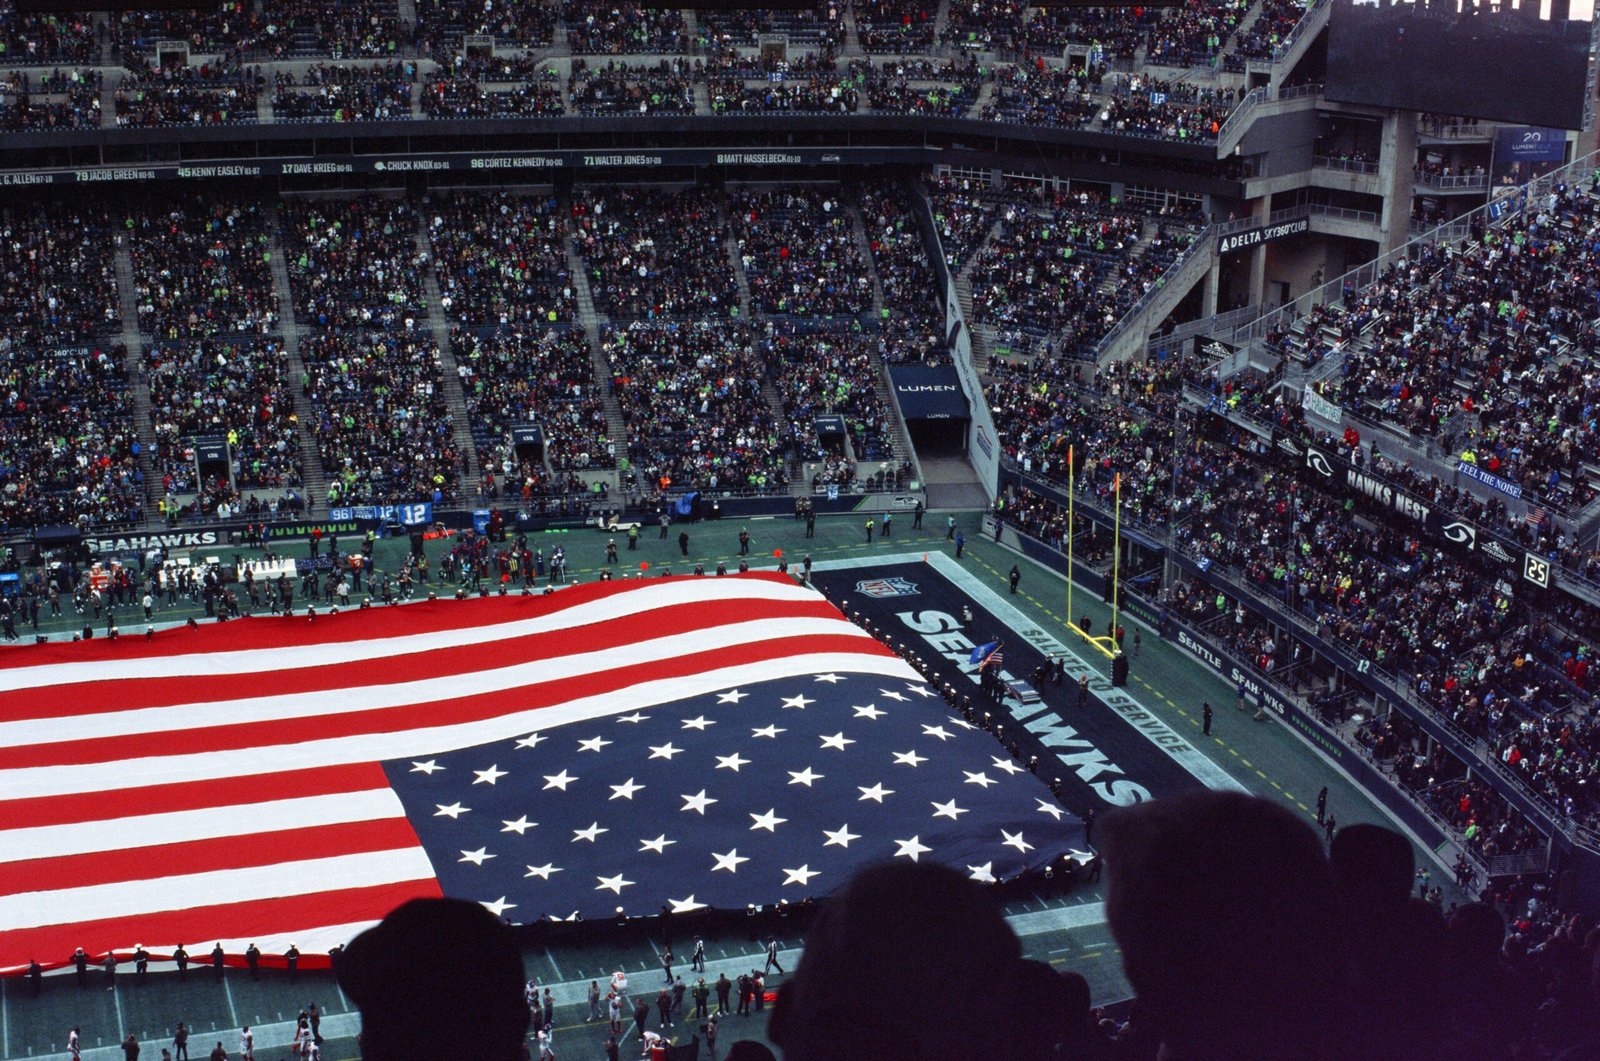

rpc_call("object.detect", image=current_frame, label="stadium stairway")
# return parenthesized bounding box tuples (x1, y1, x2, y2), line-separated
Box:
(264, 202, 332, 514)
(564, 231, 630, 480)
(953, 214, 1010, 375)
(99, 72, 116, 130)
(113, 234, 164, 518)
(844, 199, 887, 321)
(722, 198, 755, 320)
(1262, 0, 1331, 92)
(415, 228, 483, 499)
(931, 0, 952, 46)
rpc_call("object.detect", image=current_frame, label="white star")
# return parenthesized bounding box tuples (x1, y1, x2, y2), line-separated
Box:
(880, 689, 910, 702)
(473, 764, 508, 785)
(609, 777, 645, 800)
(616, 712, 650, 724)
(595, 873, 634, 895)
(752, 724, 786, 739)
(905, 684, 937, 698)
(858, 783, 895, 803)
(410, 759, 444, 775)
(435, 802, 469, 818)
(894, 836, 932, 862)
(481, 896, 516, 917)
(749, 808, 788, 832)
(822, 825, 860, 848)
(715, 752, 751, 772)
(524, 863, 562, 880)
(967, 862, 996, 883)
(820, 732, 855, 751)
(649, 742, 683, 760)
(783, 865, 821, 886)
(542, 770, 577, 791)
(681, 789, 718, 814)
(710, 849, 749, 873)
(964, 771, 997, 788)
(459, 847, 496, 865)
(577, 736, 613, 753)
(682, 715, 715, 731)
(931, 799, 968, 820)
(572, 822, 609, 843)
(788, 767, 824, 787)
(1035, 799, 1065, 821)
(1001, 829, 1035, 854)
(991, 756, 1025, 775)
(638, 834, 677, 854)
(781, 694, 816, 710)
(948, 715, 978, 730)
(893, 749, 928, 767)
(514, 733, 545, 749)
(668, 895, 707, 913)
(921, 724, 954, 742)
(853, 704, 886, 720)
(501, 816, 536, 834)
(813, 674, 846, 684)
(716, 689, 748, 704)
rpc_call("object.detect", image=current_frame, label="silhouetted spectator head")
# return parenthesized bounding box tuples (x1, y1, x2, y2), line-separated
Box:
(338, 898, 529, 1061)
(770, 861, 1047, 1061)
(1098, 790, 1340, 1060)
(1052, 969, 1096, 1053)
(723, 1044, 777, 1061)
(1331, 823, 1413, 914)
(1449, 902, 1508, 964)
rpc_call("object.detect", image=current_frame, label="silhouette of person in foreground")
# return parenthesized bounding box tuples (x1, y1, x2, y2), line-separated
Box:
(337, 898, 530, 1061)
(770, 861, 1070, 1061)
(1097, 790, 1344, 1061)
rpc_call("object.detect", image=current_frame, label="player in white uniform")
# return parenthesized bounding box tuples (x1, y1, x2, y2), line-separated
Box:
(239, 1028, 253, 1061)
(68, 1028, 81, 1061)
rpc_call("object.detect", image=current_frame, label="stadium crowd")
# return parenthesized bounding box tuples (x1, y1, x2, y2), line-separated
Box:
(0, 343, 143, 532)
(1326, 184, 1600, 514)
(113, 61, 261, 127)
(272, 61, 415, 122)
(454, 326, 616, 498)
(421, 69, 563, 118)
(571, 187, 737, 319)
(284, 195, 428, 330)
(730, 188, 873, 317)
(299, 330, 463, 506)
(425, 191, 573, 325)
(603, 320, 786, 494)
(770, 325, 895, 465)
(127, 197, 280, 340)
(142, 338, 304, 508)
(0, 68, 100, 130)
(856, 180, 949, 364)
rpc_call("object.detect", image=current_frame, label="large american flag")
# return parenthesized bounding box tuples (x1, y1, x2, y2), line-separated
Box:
(0, 573, 1085, 973)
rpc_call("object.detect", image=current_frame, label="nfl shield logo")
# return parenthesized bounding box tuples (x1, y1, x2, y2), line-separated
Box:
(855, 577, 919, 598)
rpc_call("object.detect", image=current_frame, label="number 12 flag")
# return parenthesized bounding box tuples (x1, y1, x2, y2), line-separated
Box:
(0, 574, 1085, 972)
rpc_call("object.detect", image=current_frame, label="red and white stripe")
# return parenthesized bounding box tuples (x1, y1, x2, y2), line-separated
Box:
(0, 574, 916, 974)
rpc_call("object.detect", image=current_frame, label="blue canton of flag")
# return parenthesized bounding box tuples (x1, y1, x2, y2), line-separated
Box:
(389, 672, 1086, 921)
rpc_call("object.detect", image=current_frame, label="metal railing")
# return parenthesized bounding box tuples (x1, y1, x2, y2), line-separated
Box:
(1226, 145, 1584, 349)
(1314, 155, 1379, 175)
(1215, 203, 1312, 237)
(1271, 0, 1332, 63)
(1084, 223, 1217, 363)
(1306, 202, 1380, 224)
(1413, 168, 1490, 190)
(1214, 85, 1266, 152)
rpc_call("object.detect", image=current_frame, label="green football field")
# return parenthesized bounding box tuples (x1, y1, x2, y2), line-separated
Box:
(3, 508, 1467, 1060)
